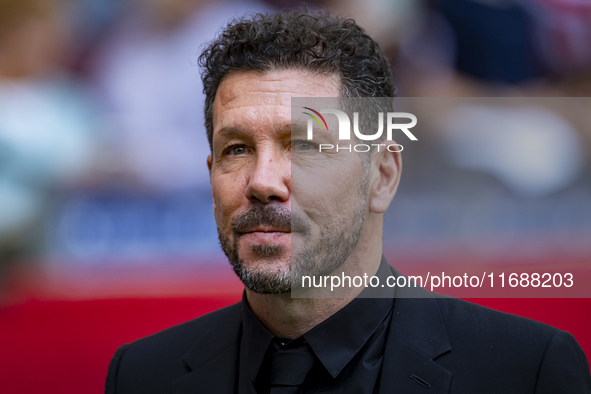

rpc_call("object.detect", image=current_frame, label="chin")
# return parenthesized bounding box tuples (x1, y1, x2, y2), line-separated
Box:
(240, 257, 291, 274)
(234, 264, 293, 294)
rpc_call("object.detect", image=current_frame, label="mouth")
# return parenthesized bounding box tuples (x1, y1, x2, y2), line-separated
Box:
(237, 226, 291, 235)
(236, 226, 291, 244)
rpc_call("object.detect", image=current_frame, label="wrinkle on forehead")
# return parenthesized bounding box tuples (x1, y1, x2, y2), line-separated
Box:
(215, 69, 341, 109)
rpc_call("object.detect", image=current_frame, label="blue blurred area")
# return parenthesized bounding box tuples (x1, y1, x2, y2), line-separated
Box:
(46, 190, 222, 266)
(0, 0, 590, 294)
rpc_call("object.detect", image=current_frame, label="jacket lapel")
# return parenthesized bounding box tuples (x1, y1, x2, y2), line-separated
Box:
(173, 343, 239, 394)
(172, 304, 242, 394)
(379, 267, 452, 393)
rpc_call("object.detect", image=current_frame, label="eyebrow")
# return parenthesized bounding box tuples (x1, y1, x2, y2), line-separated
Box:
(215, 126, 247, 140)
(215, 123, 298, 140)
(290, 123, 308, 139)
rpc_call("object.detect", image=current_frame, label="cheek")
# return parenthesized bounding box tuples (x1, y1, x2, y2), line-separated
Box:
(296, 166, 366, 221)
(211, 175, 245, 221)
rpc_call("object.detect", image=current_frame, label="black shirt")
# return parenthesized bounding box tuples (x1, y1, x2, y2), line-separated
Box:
(238, 259, 396, 393)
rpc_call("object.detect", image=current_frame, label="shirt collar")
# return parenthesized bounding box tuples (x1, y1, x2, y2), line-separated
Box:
(303, 257, 395, 378)
(240, 256, 395, 381)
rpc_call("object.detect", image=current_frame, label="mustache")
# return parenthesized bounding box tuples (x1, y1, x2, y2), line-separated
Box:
(232, 204, 309, 234)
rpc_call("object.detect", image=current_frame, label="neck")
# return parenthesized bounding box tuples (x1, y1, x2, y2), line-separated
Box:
(245, 292, 353, 338)
(246, 218, 384, 338)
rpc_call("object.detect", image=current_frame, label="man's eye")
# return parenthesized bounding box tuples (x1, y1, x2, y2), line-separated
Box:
(293, 141, 317, 151)
(227, 145, 247, 155)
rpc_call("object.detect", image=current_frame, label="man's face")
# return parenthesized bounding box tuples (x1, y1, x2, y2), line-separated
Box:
(208, 69, 370, 294)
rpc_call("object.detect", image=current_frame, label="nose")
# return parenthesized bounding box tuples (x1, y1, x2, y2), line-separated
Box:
(245, 148, 290, 203)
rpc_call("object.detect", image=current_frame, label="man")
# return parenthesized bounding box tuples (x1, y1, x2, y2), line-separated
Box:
(105, 9, 591, 393)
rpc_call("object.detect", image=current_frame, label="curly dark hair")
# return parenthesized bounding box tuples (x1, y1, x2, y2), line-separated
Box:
(198, 9, 395, 150)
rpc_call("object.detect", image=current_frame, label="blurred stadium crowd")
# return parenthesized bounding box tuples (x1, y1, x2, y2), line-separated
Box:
(1, 0, 590, 298)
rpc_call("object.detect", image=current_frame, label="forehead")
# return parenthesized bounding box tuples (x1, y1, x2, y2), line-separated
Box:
(212, 69, 341, 133)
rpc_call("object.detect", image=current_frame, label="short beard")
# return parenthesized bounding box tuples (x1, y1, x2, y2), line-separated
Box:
(217, 205, 295, 294)
(217, 167, 369, 295)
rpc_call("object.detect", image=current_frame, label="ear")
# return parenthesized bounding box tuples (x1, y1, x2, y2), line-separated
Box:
(369, 148, 402, 214)
(207, 154, 216, 211)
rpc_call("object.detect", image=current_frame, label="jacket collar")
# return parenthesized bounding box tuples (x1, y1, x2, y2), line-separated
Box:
(378, 265, 452, 393)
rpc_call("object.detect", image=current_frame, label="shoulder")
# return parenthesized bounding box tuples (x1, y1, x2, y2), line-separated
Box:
(123, 301, 242, 356)
(393, 285, 563, 353)
(432, 296, 591, 392)
(390, 265, 572, 350)
(390, 274, 590, 392)
(434, 296, 559, 343)
(105, 302, 242, 393)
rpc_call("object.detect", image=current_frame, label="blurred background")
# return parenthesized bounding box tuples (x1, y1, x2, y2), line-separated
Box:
(0, 0, 590, 392)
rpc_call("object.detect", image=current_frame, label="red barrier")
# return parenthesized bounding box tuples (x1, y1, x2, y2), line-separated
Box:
(0, 296, 589, 394)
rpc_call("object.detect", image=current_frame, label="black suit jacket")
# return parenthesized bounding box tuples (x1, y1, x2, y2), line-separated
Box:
(106, 266, 591, 393)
